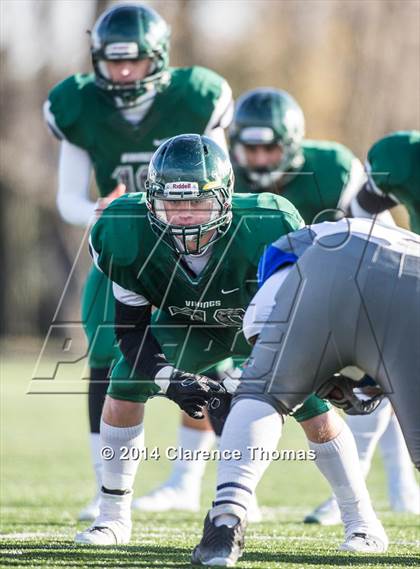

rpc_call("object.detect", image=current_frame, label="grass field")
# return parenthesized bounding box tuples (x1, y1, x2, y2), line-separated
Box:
(1, 355, 419, 568)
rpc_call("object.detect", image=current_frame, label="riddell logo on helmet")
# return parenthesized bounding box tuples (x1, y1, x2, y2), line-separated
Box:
(164, 181, 199, 194)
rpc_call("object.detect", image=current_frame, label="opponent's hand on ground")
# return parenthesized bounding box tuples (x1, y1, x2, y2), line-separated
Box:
(166, 371, 225, 419)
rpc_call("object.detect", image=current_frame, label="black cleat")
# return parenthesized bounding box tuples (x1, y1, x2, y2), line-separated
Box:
(191, 512, 246, 567)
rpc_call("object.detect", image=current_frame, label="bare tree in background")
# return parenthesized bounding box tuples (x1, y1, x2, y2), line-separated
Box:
(193, 0, 419, 157)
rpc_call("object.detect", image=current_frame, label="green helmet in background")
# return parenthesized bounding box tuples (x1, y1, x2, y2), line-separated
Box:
(146, 134, 234, 255)
(90, 3, 170, 103)
(230, 88, 305, 188)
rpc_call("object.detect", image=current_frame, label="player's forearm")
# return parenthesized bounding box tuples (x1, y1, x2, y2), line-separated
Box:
(114, 300, 171, 385)
(114, 299, 222, 418)
(57, 191, 97, 226)
(57, 141, 96, 226)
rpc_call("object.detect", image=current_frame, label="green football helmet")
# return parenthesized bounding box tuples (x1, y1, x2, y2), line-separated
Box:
(90, 3, 170, 103)
(230, 88, 305, 189)
(146, 134, 234, 255)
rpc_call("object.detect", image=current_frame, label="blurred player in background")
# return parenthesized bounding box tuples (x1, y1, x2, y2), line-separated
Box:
(307, 131, 420, 524)
(229, 90, 418, 523)
(352, 131, 420, 231)
(43, 2, 233, 521)
(230, 88, 369, 221)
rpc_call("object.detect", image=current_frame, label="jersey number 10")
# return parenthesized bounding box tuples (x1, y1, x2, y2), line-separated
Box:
(111, 164, 149, 193)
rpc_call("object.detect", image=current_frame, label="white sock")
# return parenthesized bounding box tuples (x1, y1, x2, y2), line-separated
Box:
(309, 421, 380, 537)
(166, 425, 216, 490)
(346, 398, 392, 477)
(96, 490, 133, 527)
(89, 432, 102, 494)
(100, 419, 144, 491)
(211, 398, 282, 522)
(380, 412, 420, 513)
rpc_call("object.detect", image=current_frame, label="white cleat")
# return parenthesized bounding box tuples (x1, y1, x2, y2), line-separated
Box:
(78, 493, 101, 521)
(75, 521, 131, 546)
(339, 530, 388, 553)
(304, 497, 341, 525)
(75, 490, 132, 546)
(132, 484, 200, 513)
(247, 493, 262, 523)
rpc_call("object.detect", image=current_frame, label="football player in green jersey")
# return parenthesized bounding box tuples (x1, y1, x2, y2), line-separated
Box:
(351, 131, 420, 233)
(76, 135, 386, 549)
(230, 87, 373, 224)
(44, 3, 233, 521)
(229, 92, 418, 524)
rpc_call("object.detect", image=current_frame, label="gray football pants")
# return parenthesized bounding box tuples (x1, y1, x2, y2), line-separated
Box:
(238, 234, 420, 469)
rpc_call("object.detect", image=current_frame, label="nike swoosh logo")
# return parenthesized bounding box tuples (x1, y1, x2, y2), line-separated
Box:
(221, 288, 240, 294)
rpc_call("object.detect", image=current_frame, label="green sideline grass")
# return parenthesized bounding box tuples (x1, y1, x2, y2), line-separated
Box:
(1, 356, 419, 568)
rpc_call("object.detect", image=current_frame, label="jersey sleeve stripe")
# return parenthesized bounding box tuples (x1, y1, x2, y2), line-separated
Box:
(112, 282, 150, 307)
(204, 80, 234, 134)
(88, 234, 103, 273)
(43, 100, 66, 141)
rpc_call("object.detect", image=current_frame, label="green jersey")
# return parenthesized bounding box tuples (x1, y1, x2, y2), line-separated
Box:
(45, 66, 231, 196)
(89, 191, 330, 420)
(234, 140, 364, 224)
(366, 131, 420, 233)
(90, 192, 303, 351)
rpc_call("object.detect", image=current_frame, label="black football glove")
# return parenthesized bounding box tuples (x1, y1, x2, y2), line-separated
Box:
(317, 373, 384, 415)
(166, 370, 225, 419)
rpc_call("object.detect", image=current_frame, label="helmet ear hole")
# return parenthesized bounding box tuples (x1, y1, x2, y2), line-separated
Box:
(203, 144, 209, 156)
